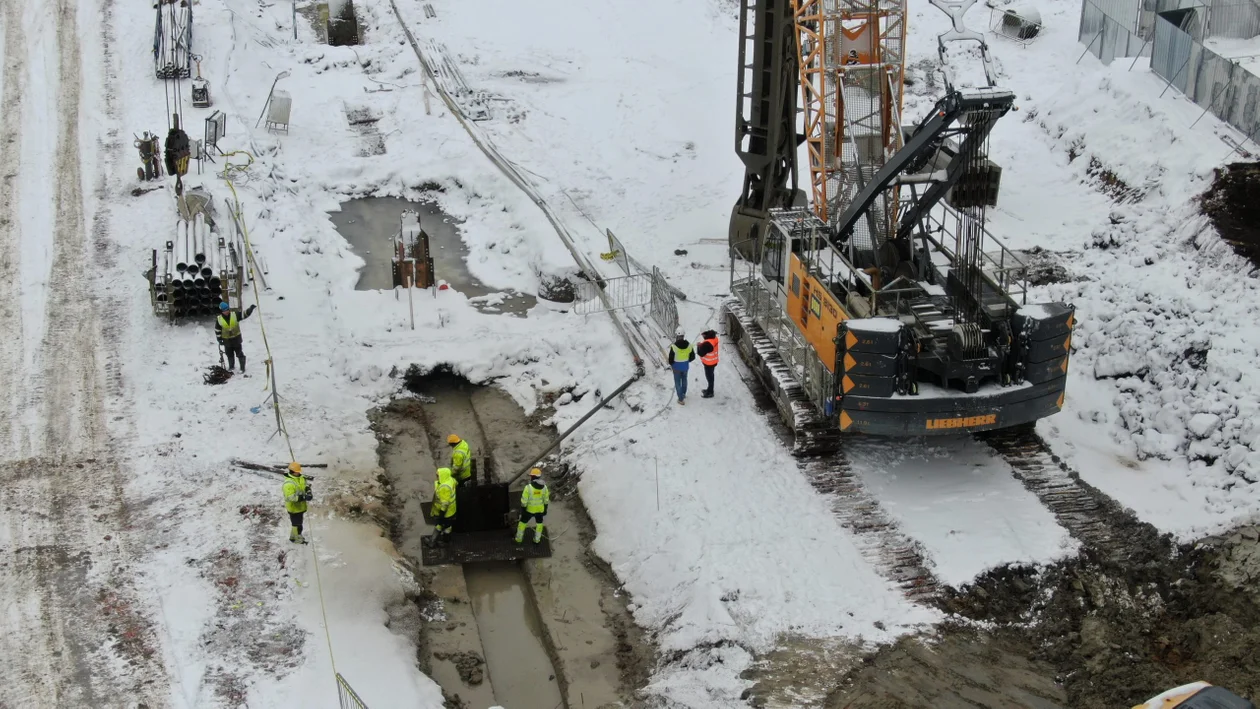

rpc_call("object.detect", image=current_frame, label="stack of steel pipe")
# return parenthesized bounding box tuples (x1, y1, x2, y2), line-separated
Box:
(160, 215, 226, 317)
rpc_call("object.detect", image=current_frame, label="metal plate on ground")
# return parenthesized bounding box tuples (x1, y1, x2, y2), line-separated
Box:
(421, 494, 526, 525)
(420, 530, 552, 566)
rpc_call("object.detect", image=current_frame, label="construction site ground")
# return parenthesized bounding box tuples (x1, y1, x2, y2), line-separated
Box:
(369, 370, 654, 708)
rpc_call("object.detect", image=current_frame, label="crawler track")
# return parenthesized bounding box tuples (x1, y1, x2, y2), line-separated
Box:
(800, 454, 941, 601)
(979, 427, 1171, 565)
(724, 321, 940, 602)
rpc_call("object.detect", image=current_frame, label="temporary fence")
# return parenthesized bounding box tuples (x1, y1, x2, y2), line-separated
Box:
(1078, 0, 1150, 64)
(1152, 6, 1260, 146)
(337, 673, 369, 709)
(574, 273, 653, 314)
(649, 266, 679, 337)
(578, 230, 683, 339)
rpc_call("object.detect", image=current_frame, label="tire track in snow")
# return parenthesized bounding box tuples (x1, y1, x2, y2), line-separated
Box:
(0, 0, 27, 457)
(0, 0, 168, 703)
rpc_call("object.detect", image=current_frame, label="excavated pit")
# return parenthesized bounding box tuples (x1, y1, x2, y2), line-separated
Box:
(818, 525, 1260, 708)
(328, 196, 538, 315)
(370, 368, 653, 708)
(1201, 162, 1260, 267)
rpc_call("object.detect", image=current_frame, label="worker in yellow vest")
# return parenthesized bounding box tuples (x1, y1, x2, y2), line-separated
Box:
(282, 462, 313, 544)
(215, 301, 257, 373)
(429, 467, 457, 546)
(667, 327, 695, 405)
(515, 468, 550, 543)
(447, 434, 472, 486)
(697, 329, 720, 399)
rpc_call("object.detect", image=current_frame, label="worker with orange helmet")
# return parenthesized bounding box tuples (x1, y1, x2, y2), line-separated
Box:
(282, 462, 313, 544)
(515, 468, 550, 544)
(447, 434, 472, 485)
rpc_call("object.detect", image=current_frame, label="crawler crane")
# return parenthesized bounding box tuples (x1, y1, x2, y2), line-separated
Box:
(726, 0, 1075, 452)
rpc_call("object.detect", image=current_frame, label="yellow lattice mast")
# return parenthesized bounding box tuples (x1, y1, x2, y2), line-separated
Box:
(792, 0, 906, 244)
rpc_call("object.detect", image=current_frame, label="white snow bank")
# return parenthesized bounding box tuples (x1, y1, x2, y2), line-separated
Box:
(847, 439, 1077, 587)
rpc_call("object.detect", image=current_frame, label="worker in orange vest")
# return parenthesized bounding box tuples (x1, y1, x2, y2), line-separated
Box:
(697, 329, 719, 398)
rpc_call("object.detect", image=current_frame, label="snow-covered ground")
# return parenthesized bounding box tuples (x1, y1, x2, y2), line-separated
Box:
(6, 0, 1260, 703)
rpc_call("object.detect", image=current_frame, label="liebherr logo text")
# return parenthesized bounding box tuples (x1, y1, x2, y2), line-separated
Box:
(926, 414, 997, 430)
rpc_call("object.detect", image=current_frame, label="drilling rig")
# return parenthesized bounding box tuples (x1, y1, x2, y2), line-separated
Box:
(726, 0, 1074, 453)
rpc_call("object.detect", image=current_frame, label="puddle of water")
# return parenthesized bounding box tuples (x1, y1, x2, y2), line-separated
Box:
(328, 196, 538, 315)
(463, 562, 564, 709)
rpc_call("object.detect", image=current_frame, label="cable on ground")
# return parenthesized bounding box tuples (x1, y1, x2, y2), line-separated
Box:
(223, 174, 339, 683)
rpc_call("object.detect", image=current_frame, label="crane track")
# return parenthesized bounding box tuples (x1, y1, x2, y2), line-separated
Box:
(979, 427, 1170, 565)
(800, 454, 941, 601)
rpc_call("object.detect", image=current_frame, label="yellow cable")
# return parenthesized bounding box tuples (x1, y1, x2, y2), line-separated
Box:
(224, 169, 340, 683)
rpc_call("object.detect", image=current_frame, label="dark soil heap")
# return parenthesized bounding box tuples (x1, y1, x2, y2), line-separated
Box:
(1201, 162, 1260, 266)
(941, 527, 1260, 708)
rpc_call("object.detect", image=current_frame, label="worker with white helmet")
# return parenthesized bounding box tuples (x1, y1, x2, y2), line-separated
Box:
(515, 468, 551, 544)
(667, 326, 696, 405)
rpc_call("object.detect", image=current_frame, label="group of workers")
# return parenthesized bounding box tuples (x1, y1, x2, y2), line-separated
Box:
(667, 328, 720, 405)
(428, 434, 551, 546)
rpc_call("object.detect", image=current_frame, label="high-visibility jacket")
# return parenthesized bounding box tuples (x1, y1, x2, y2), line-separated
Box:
(521, 481, 550, 514)
(432, 468, 457, 518)
(450, 440, 471, 481)
(282, 474, 308, 514)
(217, 312, 241, 340)
(669, 342, 694, 371)
(699, 336, 719, 366)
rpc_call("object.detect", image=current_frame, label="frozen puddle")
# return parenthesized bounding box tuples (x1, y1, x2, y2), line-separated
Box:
(328, 196, 538, 315)
(463, 562, 563, 708)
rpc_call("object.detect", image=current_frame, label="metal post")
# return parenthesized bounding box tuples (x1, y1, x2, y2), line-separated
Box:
(406, 258, 415, 330)
(292, 0, 297, 40)
(1190, 82, 1230, 129)
(655, 456, 660, 512)
(1077, 28, 1104, 64)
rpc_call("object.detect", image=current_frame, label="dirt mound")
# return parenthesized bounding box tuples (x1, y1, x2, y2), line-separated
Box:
(1201, 162, 1260, 266)
(936, 527, 1260, 707)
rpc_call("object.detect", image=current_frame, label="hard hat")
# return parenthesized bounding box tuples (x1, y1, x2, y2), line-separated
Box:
(219, 302, 230, 311)
(288, 462, 302, 474)
(529, 467, 542, 477)
(675, 326, 685, 338)
(447, 434, 461, 444)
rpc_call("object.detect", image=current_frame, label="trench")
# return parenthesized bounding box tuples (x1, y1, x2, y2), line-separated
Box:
(327, 195, 538, 315)
(371, 369, 642, 708)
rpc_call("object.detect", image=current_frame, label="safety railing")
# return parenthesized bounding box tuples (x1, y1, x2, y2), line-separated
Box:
(919, 205, 1030, 305)
(730, 271, 834, 414)
(573, 273, 652, 314)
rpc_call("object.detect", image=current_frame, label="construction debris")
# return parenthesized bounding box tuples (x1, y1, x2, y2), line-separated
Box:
(203, 365, 233, 385)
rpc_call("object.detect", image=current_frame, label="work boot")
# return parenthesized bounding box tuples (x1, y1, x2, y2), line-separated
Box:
(534, 523, 545, 544)
(514, 521, 526, 543)
(296, 534, 308, 545)
(289, 526, 299, 543)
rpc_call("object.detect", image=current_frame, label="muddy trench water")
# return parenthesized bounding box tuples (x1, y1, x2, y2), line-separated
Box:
(372, 370, 642, 708)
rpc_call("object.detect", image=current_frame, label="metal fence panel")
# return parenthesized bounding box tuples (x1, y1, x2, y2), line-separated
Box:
(649, 266, 679, 336)
(605, 229, 632, 277)
(1206, 1, 1260, 38)
(1153, 8, 1260, 143)
(1080, 0, 1152, 63)
(573, 273, 652, 315)
(337, 674, 369, 709)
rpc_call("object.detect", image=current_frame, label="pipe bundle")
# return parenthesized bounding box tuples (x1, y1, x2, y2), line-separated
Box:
(156, 213, 228, 317)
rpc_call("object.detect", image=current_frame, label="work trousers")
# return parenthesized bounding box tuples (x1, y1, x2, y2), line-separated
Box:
(289, 511, 304, 534)
(223, 337, 246, 371)
(672, 367, 688, 402)
(703, 364, 716, 395)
